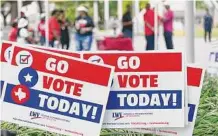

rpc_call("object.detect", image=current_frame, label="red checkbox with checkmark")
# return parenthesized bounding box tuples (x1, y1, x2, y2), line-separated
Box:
(20, 55, 31, 64)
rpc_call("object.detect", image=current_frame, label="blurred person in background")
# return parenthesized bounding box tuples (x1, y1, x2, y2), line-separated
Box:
(8, 19, 18, 42)
(144, 3, 155, 50)
(74, 6, 94, 51)
(109, 16, 119, 36)
(38, 13, 46, 46)
(122, 5, 133, 38)
(27, 27, 37, 44)
(17, 9, 29, 43)
(204, 8, 213, 42)
(49, 9, 61, 47)
(161, 4, 174, 49)
(59, 10, 70, 50)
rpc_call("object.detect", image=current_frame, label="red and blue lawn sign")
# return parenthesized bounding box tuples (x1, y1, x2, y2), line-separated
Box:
(0, 42, 12, 62)
(208, 46, 218, 77)
(82, 52, 186, 128)
(1, 45, 114, 136)
(0, 41, 80, 63)
(0, 42, 14, 100)
(0, 41, 80, 99)
(129, 65, 204, 136)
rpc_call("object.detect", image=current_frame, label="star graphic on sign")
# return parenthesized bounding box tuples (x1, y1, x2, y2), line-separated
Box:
(24, 73, 33, 82)
(14, 88, 26, 101)
(18, 67, 38, 87)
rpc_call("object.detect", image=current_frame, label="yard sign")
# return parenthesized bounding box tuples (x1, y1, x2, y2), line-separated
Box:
(129, 65, 204, 135)
(83, 51, 186, 128)
(1, 45, 114, 136)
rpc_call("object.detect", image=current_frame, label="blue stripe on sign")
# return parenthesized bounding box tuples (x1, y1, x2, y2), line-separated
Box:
(188, 104, 196, 122)
(106, 90, 182, 109)
(0, 80, 4, 98)
(4, 83, 103, 124)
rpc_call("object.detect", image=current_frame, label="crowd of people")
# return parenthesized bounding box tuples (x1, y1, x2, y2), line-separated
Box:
(8, 5, 94, 51)
(7, 3, 214, 51)
(122, 3, 174, 50)
(8, 9, 37, 44)
(122, 3, 214, 50)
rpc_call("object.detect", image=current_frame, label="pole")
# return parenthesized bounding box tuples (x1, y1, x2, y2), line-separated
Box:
(134, 0, 140, 35)
(17, 0, 22, 18)
(93, 0, 99, 28)
(185, 1, 195, 63)
(45, 0, 49, 47)
(117, 0, 122, 21)
(104, 0, 109, 29)
(154, 3, 158, 50)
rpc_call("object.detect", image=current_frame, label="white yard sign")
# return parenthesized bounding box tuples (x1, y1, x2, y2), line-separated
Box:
(1, 45, 114, 136)
(83, 51, 186, 128)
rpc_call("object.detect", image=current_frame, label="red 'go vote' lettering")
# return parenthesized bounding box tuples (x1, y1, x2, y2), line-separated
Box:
(117, 56, 140, 69)
(46, 58, 69, 74)
(118, 75, 158, 88)
(43, 76, 83, 97)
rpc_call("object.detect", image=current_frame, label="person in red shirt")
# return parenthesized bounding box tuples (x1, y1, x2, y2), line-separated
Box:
(8, 20, 18, 42)
(38, 13, 46, 45)
(49, 10, 61, 47)
(144, 3, 156, 50)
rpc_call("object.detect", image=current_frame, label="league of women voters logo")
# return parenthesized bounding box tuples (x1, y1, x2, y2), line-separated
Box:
(11, 67, 39, 104)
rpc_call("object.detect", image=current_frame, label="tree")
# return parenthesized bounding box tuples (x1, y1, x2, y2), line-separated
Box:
(54, 1, 94, 22)
(122, 1, 132, 13)
(109, 1, 117, 17)
(196, 1, 206, 10)
(139, 0, 149, 11)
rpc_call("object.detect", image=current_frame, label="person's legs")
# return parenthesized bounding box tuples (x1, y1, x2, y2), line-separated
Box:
(164, 31, 174, 49)
(204, 30, 207, 42)
(209, 29, 212, 42)
(75, 34, 83, 51)
(145, 36, 150, 50)
(49, 40, 54, 47)
(146, 35, 155, 50)
(164, 32, 168, 48)
(61, 41, 65, 49)
(61, 40, 70, 50)
(151, 35, 155, 50)
(66, 41, 70, 50)
(123, 29, 133, 38)
(40, 36, 45, 46)
(81, 35, 93, 51)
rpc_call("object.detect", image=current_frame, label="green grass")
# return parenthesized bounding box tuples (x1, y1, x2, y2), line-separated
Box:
(173, 27, 218, 38)
(1, 75, 218, 136)
(195, 27, 218, 38)
(193, 75, 218, 136)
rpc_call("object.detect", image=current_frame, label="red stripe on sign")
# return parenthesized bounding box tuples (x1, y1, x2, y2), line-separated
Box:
(34, 47, 80, 58)
(11, 46, 112, 86)
(187, 67, 203, 87)
(1, 42, 12, 62)
(83, 53, 182, 72)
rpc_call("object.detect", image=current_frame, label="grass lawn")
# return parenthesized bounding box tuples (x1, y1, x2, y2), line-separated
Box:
(174, 27, 218, 38)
